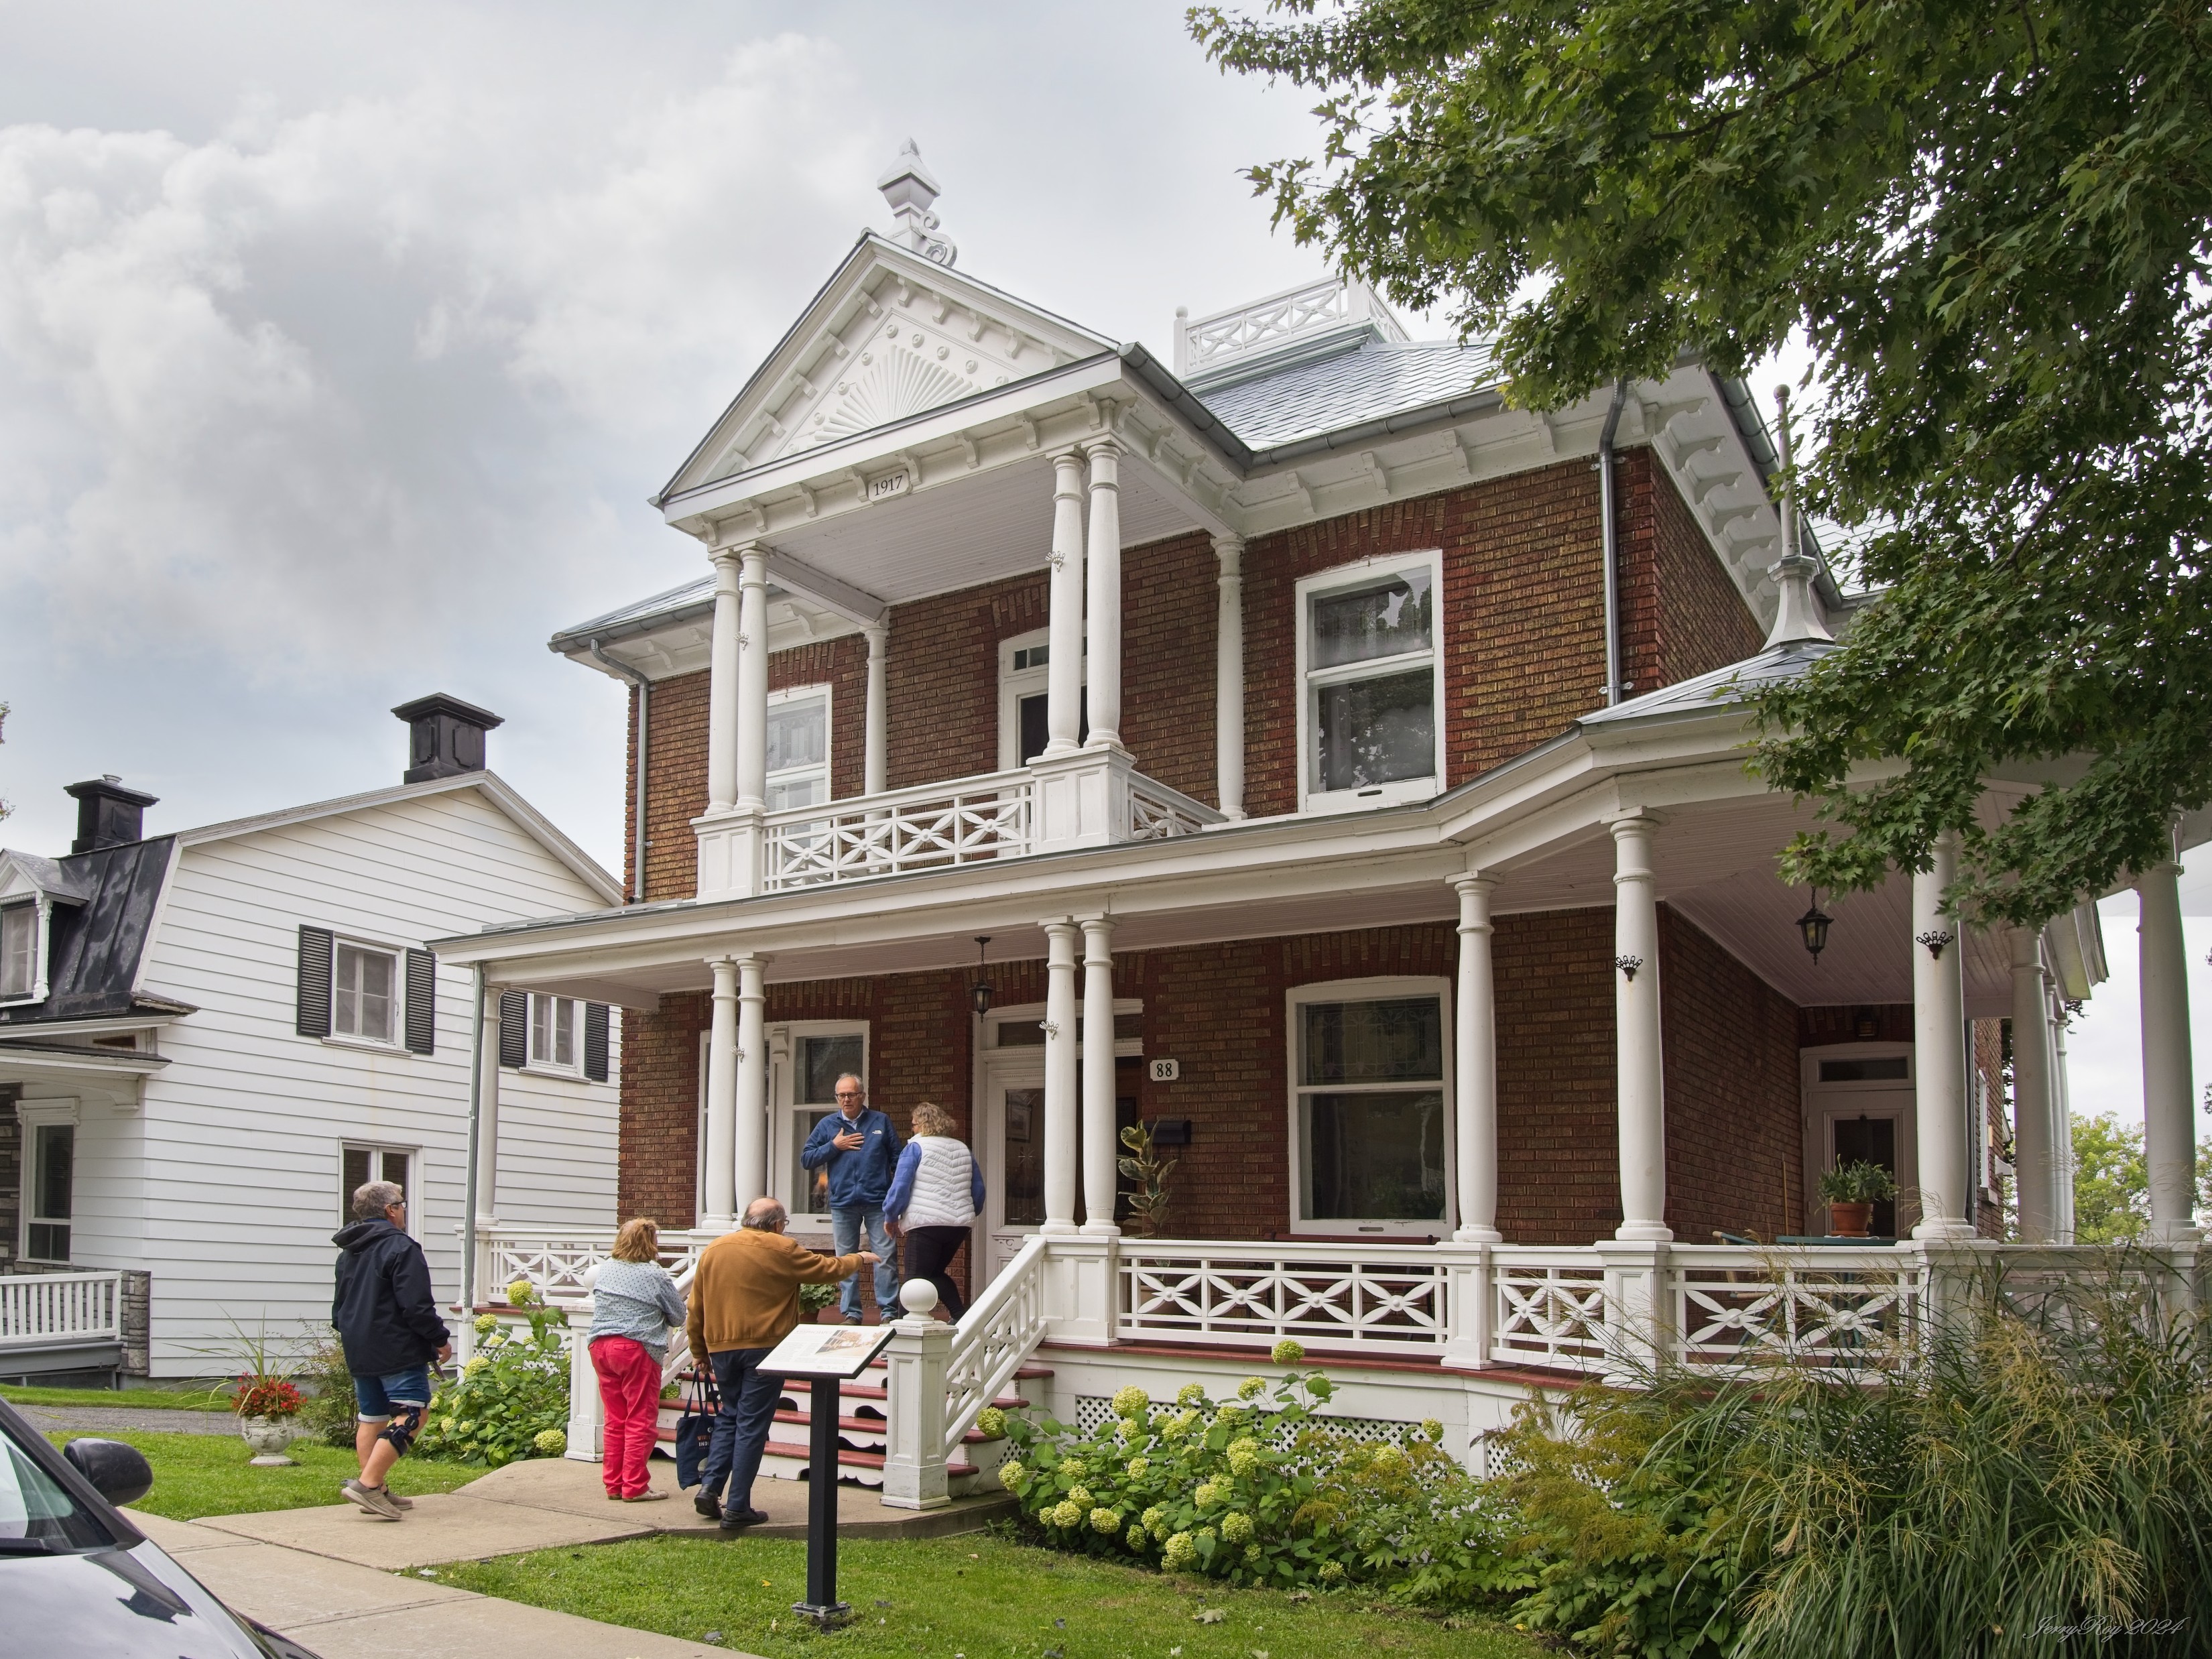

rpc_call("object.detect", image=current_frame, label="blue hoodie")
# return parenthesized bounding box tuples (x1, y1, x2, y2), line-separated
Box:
(798, 1107, 904, 1208)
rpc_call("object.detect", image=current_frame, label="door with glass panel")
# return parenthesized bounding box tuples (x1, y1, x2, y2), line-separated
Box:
(1802, 1047, 1918, 1236)
(979, 1054, 1047, 1282)
(1289, 981, 1453, 1236)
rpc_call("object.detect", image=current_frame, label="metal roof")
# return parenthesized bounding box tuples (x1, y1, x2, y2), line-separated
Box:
(548, 576, 716, 654)
(1192, 336, 1497, 452)
(0, 837, 176, 1027)
(1579, 638, 1837, 727)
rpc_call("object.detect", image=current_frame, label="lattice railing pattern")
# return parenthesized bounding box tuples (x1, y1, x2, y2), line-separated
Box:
(0, 1270, 122, 1349)
(1187, 279, 1352, 369)
(1490, 1251, 1613, 1371)
(1668, 1247, 1923, 1369)
(1118, 1241, 1449, 1353)
(1128, 780, 1218, 841)
(764, 773, 1032, 890)
(941, 1234, 1050, 1455)
(483, 1229, 706, 1308)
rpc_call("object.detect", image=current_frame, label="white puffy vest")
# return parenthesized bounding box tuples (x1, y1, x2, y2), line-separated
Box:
(904, 1135, 977, 1229)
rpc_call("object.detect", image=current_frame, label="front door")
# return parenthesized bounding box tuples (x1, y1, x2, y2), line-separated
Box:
(1802, 1045, 1918, 1236)
(979, 1055, 1047, 1282)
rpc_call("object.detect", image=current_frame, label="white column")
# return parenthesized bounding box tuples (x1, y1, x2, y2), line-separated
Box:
(702, 958, 739, 1229)
(1213, 534, 1245, 819)
(2008, 926, 2057, 1243)
(2137, 859, 2200, 1241)
(705, 548, 742, 814)
(1611, 816, 1670, 1241)
(1912, 834, 1975, 1238)
(1453, 873, 1502, 1243)
(1042, 920, 1081, 1233)
(2050, 1007, 2079, 1242)
(1080, 914, 1120, 1236)
(1043, 451, 1087, 757)
(1081, 438, 1123, 752)
(473, 985, 503, 1225)
(863, 622, 888, 796)
(878, 1284, 953, 1509)
(733, 955, 770, 1211)
(735, 546, 770, 810)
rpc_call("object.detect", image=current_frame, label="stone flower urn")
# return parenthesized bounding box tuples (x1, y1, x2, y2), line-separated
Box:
(239, 1415, 298, 1467)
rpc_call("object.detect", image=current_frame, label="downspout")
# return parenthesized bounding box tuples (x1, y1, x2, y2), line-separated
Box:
(1597, 378, 1630, 705)
(460, 962, 486, 1359)
(587, 637, 651, 904)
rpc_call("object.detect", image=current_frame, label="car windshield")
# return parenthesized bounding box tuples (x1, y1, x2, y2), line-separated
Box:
(0, 1417, 111, 1554)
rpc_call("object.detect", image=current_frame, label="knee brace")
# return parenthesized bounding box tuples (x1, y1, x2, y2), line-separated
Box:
(379, 1401, 425, 1457)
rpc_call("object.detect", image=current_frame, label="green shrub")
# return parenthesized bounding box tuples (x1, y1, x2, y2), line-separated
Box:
(413, 1310, 570, 1468)
(293, 1331, 361, 1450)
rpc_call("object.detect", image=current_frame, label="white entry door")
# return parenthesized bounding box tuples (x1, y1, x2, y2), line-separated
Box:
(978, 1054, 1047, 1284)
(1801, 1045, 1919, 1237)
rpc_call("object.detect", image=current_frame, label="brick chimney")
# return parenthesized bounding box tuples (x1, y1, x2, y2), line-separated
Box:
(64, 776, 159, 852)
(392, 694, 504, 784)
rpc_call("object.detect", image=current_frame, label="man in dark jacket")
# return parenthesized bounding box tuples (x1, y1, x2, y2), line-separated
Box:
(798, 1073, 902, 1320)
(332, 1180, 450, 1520)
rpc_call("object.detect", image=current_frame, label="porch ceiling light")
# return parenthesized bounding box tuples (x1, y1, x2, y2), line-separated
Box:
(970, 935, 994, 1016)
(1916, 929, 1955, 961)
(1796, 888, 1833, 963)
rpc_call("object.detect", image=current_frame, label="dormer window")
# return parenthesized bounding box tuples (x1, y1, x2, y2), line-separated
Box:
(1, 901, 36, 1001)
(1296, 550, 1444, 812)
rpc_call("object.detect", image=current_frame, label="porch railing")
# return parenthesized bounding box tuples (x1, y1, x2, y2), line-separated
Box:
(765, 771, 1034, 891)
(0, 1270, 123, 1351)
(941, 1234, 1051, 1456)
(1117, 1239, 1451, 1355)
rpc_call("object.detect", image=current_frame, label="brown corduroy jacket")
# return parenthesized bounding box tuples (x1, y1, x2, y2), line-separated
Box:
(684, 1226, 867, 1356)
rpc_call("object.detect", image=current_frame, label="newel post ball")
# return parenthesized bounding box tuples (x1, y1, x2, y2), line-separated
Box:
(899, 1278, 939, 1317)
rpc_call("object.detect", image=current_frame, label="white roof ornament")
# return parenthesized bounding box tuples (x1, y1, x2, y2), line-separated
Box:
(1763, 382, 1833, 648)
(879, 139, 956, 267)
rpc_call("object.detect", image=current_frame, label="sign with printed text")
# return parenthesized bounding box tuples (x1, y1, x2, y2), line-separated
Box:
(761, 1319, 896, 1380)
(1148, 1058, 1180, 1083)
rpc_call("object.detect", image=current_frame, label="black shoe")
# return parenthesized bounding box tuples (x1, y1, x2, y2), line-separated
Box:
(694, 1493, 722, 1520)
(719, 1507, 770, 1531)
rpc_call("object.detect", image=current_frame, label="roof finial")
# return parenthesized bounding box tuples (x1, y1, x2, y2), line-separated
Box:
(1764, 382, 1833, 648)
(878, 139, 956, 266)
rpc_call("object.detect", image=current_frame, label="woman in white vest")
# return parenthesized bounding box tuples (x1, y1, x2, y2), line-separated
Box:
(882, 1101, 985, 1320)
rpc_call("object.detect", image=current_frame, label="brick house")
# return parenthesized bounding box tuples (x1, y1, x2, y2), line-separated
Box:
(435, 150, 2174, 1495)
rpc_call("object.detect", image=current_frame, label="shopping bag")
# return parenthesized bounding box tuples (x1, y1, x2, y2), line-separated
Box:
(672, 1365, 719, 1489)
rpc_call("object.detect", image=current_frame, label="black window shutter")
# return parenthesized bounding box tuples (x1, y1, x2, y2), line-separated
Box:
(583, 1003, 611, 1082)
(404, 950, 436, 1055)
(499, 991, 528, 1069)
(296, 926, 333, 1038)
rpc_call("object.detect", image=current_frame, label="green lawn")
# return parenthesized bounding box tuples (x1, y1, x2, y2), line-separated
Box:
(428, 1530, 1545, 1659)
(45, 1430, 481, 1521)
(5, 1382, 234, 1410)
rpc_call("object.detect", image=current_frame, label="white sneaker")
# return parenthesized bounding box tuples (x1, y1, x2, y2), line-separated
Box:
(342, 1479, 404, 1520)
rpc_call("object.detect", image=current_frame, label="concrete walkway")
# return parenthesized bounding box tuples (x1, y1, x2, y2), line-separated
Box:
(135, 1455, 1014, 1658)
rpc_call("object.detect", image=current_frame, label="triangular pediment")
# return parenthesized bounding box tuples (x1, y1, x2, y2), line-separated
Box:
(660, 234, 1116, 501)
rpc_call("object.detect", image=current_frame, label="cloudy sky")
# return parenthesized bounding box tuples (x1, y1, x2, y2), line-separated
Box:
(1, 1, 2202, 1129)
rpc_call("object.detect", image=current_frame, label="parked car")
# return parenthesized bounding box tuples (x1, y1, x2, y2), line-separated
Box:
(0, 1394, 319, 1657)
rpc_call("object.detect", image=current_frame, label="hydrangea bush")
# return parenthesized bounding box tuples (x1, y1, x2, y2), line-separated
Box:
(413, 1309, 570, 1467)
(998, 1340, 1522, 1600)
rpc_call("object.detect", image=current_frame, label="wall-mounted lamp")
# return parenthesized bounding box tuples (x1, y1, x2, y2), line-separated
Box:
(1796, 887, 1833, 963)
(969, 936, 994, 1016)
(1614, 954, 1644, 982)
(1916, 929, 1955, 961)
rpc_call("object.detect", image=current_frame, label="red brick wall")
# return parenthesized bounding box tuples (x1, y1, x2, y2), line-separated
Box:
(1798, 1004, 1915, 1047)
(1618, 448, 1768, 699)
(1119, 530, 1221, 804)
(631, 671, 708, 904)
(619, 989, 706, 1229)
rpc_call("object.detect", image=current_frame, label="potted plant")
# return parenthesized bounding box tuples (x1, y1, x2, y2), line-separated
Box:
(1817, 1160, 1898, 1237)
(233, 1373, 305, 1464)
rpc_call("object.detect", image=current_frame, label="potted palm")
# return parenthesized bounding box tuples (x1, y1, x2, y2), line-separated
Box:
(1817, 1160, 1898, 1237)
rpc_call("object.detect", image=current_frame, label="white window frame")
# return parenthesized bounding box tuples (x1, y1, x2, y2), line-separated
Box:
(339, 1140, 420, 1236)
(526, 993, 582, 1077)
(1294, 548, 1446, 814)
(16, 1098, 80, 1264)
(997, 629, 1081, 770)
(326, 936, 406, 1050)
(765, 682, 834, 812)
(1284, 977, 1455, 1237)
(774, 1021, 871, 1222)
(1798, 1042, 1918, 1237)
(0, 894, 52, 1007)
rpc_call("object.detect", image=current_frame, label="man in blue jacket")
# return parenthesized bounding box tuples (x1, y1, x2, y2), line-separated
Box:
(798, 1074, 903, 1322)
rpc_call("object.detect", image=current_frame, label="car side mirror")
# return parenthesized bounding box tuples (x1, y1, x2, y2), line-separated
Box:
(64, 1438, 154, 1508)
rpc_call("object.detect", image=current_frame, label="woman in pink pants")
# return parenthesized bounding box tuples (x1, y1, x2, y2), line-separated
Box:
(585, 1219, 687, 1499)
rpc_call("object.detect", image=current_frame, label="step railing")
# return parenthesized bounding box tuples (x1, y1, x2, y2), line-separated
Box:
(0, 1270, 124, 1352)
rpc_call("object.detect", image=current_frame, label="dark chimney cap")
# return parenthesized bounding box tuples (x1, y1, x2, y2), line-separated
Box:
(64, 776, 160, 853)
(393, 693, 504, 785)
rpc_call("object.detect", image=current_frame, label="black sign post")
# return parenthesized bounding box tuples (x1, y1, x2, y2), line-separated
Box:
(794, 1374, 848, 1628)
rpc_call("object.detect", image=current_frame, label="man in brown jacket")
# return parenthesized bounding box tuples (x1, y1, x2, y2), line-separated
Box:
(687, 1195, 876, 1530)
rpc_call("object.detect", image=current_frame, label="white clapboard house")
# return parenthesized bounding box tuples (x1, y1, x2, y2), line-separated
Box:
(0, 696, 622, 1381)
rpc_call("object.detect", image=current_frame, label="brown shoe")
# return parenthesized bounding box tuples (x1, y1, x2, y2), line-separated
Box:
(620, 1489, 671, 1502)
(342, 1479, 404, 1521)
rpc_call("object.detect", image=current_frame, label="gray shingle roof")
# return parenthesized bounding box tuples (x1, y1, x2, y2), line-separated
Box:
(1579, 639, 1837, 727)
(1192, 338, 1497, 452)
(550, 576, 714, 652)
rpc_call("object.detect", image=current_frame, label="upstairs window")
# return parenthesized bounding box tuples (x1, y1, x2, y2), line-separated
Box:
(332, 942, 400, 1044)
(1288, 979, 1451, 1235)
(765, 687, 830, 811)
(0, 902, 36, 1001)
(1296, 552, 1442, 812)
(999, 631, 1084, 769)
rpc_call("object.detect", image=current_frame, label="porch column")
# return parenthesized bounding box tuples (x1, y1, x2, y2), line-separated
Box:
(473, 982, 503, 1225)
(863, 623, 888, 796)
(1042, 919, 1081, 1233)
(1213, 535, 1246, 819)
(705, 548, 742, 814)
(1611, 816, 1670, 1241)
(1451, 872, 1502, 1243)
(2051, 1008, 2078, 1242)
(1080, 914, 1120, 1235)
(736, 546, 770, 811)
(1082, 438, 1124, 753)
(734, 955, 770, 1209)
(2136, 858, 2200, 1241)
(1911, 833, 1975, 1238)
(1044, 451, 1087, 757)
(702, 957, 739, 1229)
(2008, 926, 2057, 1243)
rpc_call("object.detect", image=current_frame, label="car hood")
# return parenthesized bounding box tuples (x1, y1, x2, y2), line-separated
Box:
(2, 1540, 289, 1658)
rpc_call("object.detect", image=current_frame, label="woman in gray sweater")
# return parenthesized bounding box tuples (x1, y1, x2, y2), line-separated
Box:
(586, 1218, 688, 1500)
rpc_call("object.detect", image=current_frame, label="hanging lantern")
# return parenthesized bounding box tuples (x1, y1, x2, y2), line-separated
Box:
(969, 936, 994, 1016)
(1796, 887, 1833, 963)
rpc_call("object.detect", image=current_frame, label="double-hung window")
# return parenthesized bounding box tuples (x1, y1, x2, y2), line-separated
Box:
(1287, 979, 1452, 1235)
(786, 1028, 866, 1218)
(332, 942, 400, 1044)
(0, 902, 37, 1001)
(765, 686, 831, 811)
(340, 1145, 413, 1227)
(1296, 551, 1443, 812)
(25, 1118, 74, 1262)
(530, 995, 579, 1071)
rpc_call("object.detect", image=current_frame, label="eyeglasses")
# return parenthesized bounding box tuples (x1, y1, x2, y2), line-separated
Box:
(835, 1091, 863, 1101)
